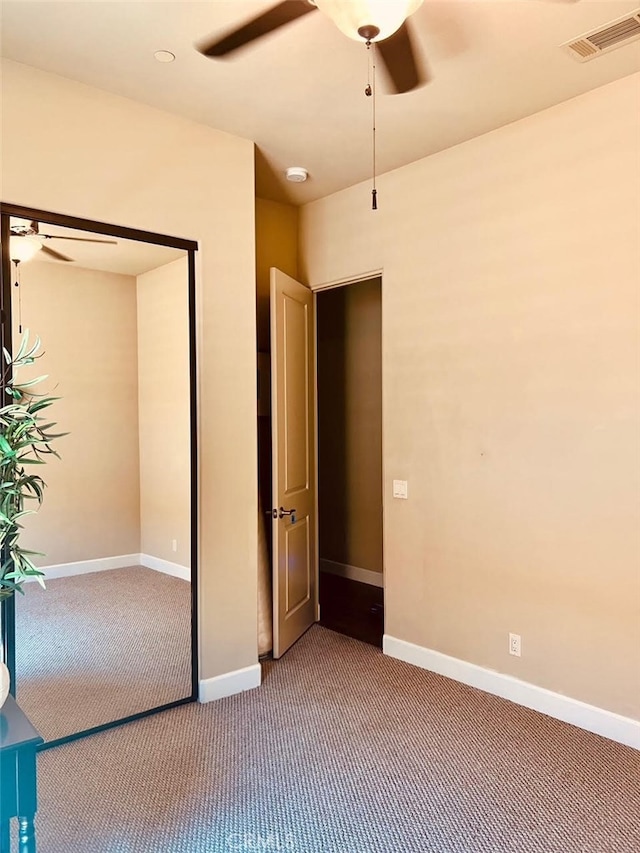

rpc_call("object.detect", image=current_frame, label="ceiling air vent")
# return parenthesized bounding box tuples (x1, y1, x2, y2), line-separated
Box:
(562, 10, 640, 63)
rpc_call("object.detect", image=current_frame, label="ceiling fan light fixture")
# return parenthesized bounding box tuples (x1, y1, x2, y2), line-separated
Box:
(10, 236, 41, 264)
(314, 0, 423, 43)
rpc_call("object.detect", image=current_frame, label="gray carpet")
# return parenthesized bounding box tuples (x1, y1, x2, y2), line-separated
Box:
(14, 566, 192, 742)
(26, 626, 640, 853)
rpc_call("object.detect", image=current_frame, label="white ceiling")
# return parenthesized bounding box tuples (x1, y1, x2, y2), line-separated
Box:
(1, 1, 639, 205)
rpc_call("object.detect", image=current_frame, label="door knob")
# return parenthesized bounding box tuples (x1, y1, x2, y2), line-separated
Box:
(266, 507, 297, 521)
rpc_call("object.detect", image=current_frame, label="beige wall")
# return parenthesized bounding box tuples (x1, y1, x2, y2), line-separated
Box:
(137, 257, 190, 567)
(255, 198, 298, 353)
(301, 74, 640, 720)
(317, 279, 383, 573)
(255, 198, 299, 528)
(12, 262, 141, 565)
(1, 60, 257, 680)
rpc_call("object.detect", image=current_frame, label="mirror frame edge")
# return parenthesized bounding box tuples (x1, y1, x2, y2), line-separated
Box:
(0, 201, 200, 748)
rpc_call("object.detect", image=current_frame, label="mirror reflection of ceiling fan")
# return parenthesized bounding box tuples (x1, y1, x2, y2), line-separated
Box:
(9, 219, 117, 264)
(196, 0, 579, 94)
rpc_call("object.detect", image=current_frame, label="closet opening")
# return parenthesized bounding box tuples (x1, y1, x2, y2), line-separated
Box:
(316, 276, 383, 647)
(256, 270, 383, 658)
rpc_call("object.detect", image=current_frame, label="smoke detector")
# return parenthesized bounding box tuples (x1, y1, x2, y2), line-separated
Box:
(562, 10, 640, 62)
(286, 167, 309, 183)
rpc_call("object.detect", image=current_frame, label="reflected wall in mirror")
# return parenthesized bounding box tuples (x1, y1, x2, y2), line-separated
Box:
(2, 210, 196, 744)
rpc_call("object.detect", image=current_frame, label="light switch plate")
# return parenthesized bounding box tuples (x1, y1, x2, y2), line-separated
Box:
(393, 479, 408, 499)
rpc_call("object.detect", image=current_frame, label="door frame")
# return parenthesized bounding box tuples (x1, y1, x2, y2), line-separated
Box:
(0, 201, 200, 749)
(310, 269, 385, 624)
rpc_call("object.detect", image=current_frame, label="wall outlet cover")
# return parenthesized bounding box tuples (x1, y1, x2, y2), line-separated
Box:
(509, 633, 522, 657)
(393, 480, 408, 499)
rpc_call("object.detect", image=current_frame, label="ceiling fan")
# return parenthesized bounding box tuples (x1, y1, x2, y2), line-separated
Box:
(197, 0, 426, 94)
(10, 219, 117, 263)
(197, 0, 579, 94)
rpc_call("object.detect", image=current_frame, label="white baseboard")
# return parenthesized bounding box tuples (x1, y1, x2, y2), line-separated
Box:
(383, 635, 640, 751)
(25, 553, 190, 583)
(320, 558, 383, 588)
(139, 553, 190, 582)
(199, 664, 262, 703)
(28, 554, 141, 582)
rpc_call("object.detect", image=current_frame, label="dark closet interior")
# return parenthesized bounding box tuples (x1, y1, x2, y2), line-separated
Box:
(316, 278, 383, 647)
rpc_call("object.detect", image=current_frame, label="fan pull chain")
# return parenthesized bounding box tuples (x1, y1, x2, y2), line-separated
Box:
(365, 42, 378, 210)
(13, 261, 23, 333)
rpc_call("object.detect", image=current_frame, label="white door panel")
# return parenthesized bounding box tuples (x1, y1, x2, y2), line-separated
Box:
(270, 268, 317, 658)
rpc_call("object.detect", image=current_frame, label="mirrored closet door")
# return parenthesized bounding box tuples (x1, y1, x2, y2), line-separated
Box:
(0, 204, 198, 747)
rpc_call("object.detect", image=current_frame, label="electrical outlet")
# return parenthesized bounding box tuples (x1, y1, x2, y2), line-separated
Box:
(172, 539, 177, 553)
(509, 632, 521, 657)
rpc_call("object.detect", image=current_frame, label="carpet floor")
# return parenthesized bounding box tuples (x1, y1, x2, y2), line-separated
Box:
(24, 625, 639, 853)
(14, 567, 192, 742)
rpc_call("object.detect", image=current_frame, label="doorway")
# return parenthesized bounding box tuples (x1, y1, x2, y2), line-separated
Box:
(316, 277, 383, 647)
(260, 270, 383, 657)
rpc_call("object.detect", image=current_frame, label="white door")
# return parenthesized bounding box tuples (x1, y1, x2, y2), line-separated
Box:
(270, 268, 317, 658)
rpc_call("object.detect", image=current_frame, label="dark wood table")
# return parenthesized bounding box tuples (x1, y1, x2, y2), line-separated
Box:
(0, 694, 43, 853)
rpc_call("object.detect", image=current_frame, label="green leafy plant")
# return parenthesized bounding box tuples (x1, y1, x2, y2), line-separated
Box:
(0, 331, 65, 600)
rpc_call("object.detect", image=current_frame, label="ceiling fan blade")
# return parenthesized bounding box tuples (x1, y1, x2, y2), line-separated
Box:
(198, 0, 317, 57)
(377, 23, 425, 95)
(41, 235, 117, 244)
(40, 244, 74, 262)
